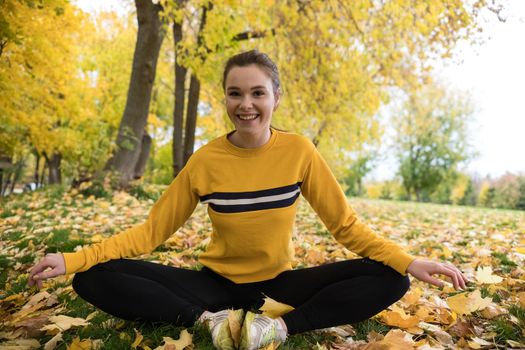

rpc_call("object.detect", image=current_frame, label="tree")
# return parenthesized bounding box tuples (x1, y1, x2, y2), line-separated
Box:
(103, 0, 165, 187)
(0, 0, 91, 186)
(393, 84, 475, 201)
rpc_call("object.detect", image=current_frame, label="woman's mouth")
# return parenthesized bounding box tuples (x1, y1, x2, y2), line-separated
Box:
(237, 114, 259, 121)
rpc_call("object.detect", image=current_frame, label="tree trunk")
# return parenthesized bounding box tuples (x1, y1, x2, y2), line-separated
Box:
(172, 19, 186, 177)
(133, 132, 152, 179)
(46, 153, 62, 184)
(104, 0, 165, 188)
(34, 153, 40, 185)
(182, 5, 208, 165)
(183, 73, 200, 164)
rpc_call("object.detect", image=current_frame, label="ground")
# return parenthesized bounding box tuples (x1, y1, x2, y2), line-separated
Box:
(1, 185, 524, 349)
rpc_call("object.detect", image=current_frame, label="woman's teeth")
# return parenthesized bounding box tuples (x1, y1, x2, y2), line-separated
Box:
(237, 114, 258, 120)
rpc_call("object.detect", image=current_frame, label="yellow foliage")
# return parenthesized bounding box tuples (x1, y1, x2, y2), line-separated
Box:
(259, 296, 295, 318)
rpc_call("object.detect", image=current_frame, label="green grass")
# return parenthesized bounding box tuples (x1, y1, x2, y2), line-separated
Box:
(490, 317, 522, 344)
(353, 318, 390, 340)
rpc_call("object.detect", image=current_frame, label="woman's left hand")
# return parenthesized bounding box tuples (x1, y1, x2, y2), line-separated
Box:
(406, 258, 468, 290)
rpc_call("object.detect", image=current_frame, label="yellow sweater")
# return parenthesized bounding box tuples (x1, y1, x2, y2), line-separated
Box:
(63, 130, 415, 283)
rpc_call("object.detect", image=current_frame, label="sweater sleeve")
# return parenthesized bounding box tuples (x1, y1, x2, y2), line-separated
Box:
(62, 167, 199, 274)
(300, 146, 415, 275)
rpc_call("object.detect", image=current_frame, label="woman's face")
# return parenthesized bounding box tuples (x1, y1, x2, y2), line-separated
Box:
(224, 64, 280, 137)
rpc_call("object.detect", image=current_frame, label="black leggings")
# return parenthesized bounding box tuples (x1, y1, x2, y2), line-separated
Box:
(72, 258, 410, 334)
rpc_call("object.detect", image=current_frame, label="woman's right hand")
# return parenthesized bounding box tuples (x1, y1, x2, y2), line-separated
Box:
(28, 253, 66, 288)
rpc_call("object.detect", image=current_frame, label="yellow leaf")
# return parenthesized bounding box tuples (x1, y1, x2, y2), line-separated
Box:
(364, 329, 415, 349)
(154, 329, 192, 350)
(131, 328, 143, 349)
(475, 266, 503, 284)
(517, 292, 525, 307)
(67, 337, 91, 350)
(514, 247, 525, 254)
(379, 306, 420, 329)
(446, 290, 491, 316)
(259, 296, 295, 318)
(228, 310, 242, 348)
(400, 287, 422, 306)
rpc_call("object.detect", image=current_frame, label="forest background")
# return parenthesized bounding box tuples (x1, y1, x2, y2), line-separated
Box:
(1, 0, 524, 210)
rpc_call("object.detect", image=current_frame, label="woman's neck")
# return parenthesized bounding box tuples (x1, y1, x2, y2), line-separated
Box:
(228, 128, 272, 149)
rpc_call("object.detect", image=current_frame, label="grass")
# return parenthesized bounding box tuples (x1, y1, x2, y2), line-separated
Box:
(2, 189, 525, 348)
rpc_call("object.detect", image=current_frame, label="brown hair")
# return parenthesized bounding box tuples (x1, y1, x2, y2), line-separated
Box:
(222, 49, 281, 95)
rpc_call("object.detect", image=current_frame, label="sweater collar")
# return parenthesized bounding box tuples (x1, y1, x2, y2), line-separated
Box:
(222, 128, 278, 157)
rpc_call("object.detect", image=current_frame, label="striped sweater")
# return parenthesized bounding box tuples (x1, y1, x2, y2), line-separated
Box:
(63, 130, 415, 283)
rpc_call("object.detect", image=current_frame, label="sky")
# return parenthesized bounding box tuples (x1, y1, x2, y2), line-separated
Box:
(75, 0, 525, 180)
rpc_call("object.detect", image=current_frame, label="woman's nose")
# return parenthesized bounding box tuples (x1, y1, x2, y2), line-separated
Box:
(239, 96, 253, 109)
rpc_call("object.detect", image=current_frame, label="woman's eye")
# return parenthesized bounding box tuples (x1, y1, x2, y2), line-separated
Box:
(228, 91, 240, 96)
(253, 90, 265, 97)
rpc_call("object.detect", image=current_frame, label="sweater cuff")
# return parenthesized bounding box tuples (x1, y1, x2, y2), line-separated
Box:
(390, 251, 417, 276)
(62, 251, 86, 275)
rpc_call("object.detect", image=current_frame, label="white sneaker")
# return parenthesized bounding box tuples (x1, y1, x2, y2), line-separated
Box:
(239, 311, 287, 350)
(199, 309, 244, 350)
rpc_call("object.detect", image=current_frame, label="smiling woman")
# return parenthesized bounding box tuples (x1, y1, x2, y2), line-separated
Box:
(29, 50, 468, 350)
(223, 53, 281, 149)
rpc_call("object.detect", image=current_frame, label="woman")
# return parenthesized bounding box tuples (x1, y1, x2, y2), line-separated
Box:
(29, 50, 468, 350)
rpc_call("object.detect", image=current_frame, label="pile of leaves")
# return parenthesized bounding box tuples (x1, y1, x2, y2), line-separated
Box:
(1, 186, 524, 349)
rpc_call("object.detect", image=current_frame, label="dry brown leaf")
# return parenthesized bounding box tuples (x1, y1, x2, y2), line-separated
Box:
(0, 338, 40, 350)
(21, 292, 50, 310)
(467, 337, 493, 349)
(480, 303, 507, 319)
(40, 315, 90, 334)
(259, 296, 295, 318)
(43, 332, 63, 350)
(418, 322, 453, 346)
(507, 340, 525, 348)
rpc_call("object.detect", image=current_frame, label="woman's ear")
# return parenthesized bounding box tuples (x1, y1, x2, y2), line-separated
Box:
(273, 91, 281, 111)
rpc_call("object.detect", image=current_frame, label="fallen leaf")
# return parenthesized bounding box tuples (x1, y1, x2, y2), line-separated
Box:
(228, 310, 241, 348)
(467, 337, 493, 349)
(363, 329, 415, 349)
(475, 266, 503, 284)
(517, 292, 525, 307)
(446, 290, 491, 315)
(154, 329, 192, 350)
(480, 303, 507, 319)
(379, 306, 420, 328)
(507, 340, 525, 348)
(67, 337, 91, 350)
(43, 332, 63, 350)
(418, 322, 453, 346)
(40, 315, 90, 334)
(0, 339, 40, 350)
(131, 328, 143, 349)
(259, 296, 295, 318)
